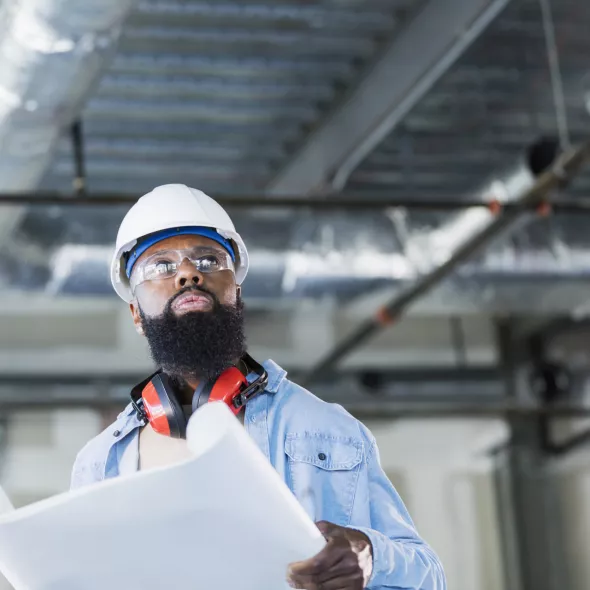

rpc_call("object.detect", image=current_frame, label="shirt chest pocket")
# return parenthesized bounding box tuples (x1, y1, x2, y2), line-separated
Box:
(285, 434, 363, 526)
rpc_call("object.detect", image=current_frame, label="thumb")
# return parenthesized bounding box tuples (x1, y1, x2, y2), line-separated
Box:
(315, 520, 341, 537)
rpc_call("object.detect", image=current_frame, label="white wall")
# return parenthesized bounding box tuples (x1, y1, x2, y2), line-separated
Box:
(0, 410, 103, 589)
(551, 446, 590, 590)
(0, 295, 497, 375)
(370, 419, 508, 590)
(1, 410, 102, 503)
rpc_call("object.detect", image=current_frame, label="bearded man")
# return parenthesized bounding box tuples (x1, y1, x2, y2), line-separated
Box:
(71, 184, 446, 590)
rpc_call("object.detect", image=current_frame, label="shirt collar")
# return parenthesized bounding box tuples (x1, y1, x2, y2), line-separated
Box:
(256, 359, 287, 393)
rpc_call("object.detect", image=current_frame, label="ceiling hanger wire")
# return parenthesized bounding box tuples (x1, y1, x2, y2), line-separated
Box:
(539, 0, 571, 150)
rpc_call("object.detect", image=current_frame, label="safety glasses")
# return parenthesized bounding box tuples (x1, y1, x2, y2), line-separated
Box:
(129, 247, 235, 292)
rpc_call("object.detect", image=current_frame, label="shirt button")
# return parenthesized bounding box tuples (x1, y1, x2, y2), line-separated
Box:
(113, 430, 121, 437)
(318, 453, 327, 461)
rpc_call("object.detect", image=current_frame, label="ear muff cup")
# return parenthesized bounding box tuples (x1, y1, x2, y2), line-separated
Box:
(133, 355, 267, 439)
(143, 373, 187, 439)
(192, 367, 247, 415)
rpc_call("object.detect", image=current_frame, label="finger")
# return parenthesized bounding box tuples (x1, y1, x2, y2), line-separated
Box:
(316, 520, 338, 536)
(287, 572, 320, 588)
(288, 571, 363, 590)
(315, 521, 349, 540)
(288, 557, 359, 589)
(286, 577, 314, 590)
(316, 571, 365, 590)
(315, 558, 361, 585)
(288, 539, 346, 576)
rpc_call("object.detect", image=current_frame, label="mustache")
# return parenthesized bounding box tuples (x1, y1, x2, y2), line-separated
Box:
(166, 286, 220, 315)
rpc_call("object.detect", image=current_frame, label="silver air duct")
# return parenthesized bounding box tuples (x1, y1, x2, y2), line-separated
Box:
(7, 205, 590, 315)
(393, 137, 563, 274)
(0, 0, 135, 236)
(2, 138, 590, 315)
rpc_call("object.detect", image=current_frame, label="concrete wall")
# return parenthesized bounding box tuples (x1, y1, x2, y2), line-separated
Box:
(373, 418, 508, 590)
(1, 410, 102, 504)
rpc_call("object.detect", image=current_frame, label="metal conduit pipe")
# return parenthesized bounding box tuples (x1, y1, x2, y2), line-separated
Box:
(0, 193, 590, 213)
(301, 140, 590, 386)
(0, 398, 587, 418)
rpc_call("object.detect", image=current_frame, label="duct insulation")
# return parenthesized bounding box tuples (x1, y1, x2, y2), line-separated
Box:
(0, 0, 135, 236)
(2, 195, 590, 314)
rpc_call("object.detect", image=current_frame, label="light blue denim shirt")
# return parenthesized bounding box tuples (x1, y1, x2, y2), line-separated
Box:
(71, 360, 446, 589)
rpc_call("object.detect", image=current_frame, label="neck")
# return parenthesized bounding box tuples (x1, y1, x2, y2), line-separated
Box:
(168, 357, 246, 406)
(170, 375, 200, 406)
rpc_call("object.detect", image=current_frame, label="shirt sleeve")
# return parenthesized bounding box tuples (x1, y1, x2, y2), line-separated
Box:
(70, 445, 104, 490)
(348, 438, 447, 590)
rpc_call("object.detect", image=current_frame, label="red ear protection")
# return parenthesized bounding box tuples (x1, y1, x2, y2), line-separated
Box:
(192, 367, 247, 415)
(140, 373, 186, 438)
(130, 355, 268, 439)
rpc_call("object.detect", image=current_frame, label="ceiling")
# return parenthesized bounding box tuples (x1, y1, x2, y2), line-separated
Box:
(37, 0, 590, 199)
(1, 0, 590, 312)
(348, 0, 590, 200)
(42, 0, 422, 195)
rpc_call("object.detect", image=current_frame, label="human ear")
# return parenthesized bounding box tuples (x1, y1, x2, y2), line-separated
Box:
(129, 301, 144, 336)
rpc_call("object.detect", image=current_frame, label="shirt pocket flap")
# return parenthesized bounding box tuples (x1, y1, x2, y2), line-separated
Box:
(285, 435, 363, 471)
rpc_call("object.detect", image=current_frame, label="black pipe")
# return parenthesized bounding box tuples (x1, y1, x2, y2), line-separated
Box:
(70, 120, 86, 196)
(0, 397, 588, 418)
(548, 429, 590, 455)
(346, 403, 590, 419)
(301, 141, 590, 386)
(0, 191, 589, 212)
(518, 314, 590, 456)
(0, 365, 499, 387)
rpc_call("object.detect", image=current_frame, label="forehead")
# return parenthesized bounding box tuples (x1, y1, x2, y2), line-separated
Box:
(137, 234, 225, 262)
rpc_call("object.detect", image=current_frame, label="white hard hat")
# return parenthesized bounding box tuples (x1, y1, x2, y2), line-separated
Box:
(111, 184, 248, 302)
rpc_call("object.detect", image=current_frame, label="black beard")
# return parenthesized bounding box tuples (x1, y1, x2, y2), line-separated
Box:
(139, 287, 246, 382)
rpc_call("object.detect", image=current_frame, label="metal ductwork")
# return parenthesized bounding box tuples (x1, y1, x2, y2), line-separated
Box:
(0, 4, 587, 316)
(393, 138, 563, 274)
(1, 136, 590, 314)
(0, 0, 135, 234)
(3, 201, 590, 316)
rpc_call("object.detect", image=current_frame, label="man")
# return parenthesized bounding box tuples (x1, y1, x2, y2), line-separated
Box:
(71, 184, 446, 589)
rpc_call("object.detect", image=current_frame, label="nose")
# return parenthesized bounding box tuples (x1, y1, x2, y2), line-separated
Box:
(174, 258, 204, 290)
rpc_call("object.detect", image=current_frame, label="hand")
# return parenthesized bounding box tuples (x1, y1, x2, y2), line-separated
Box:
(287, 520, 373, 589)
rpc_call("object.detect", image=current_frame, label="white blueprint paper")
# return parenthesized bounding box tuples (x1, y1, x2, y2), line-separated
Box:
(0, 488, 12, 516)
(0, 402, 325, 590)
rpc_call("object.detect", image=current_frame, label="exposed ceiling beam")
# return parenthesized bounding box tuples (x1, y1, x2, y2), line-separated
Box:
(267, 0, 512, 196)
